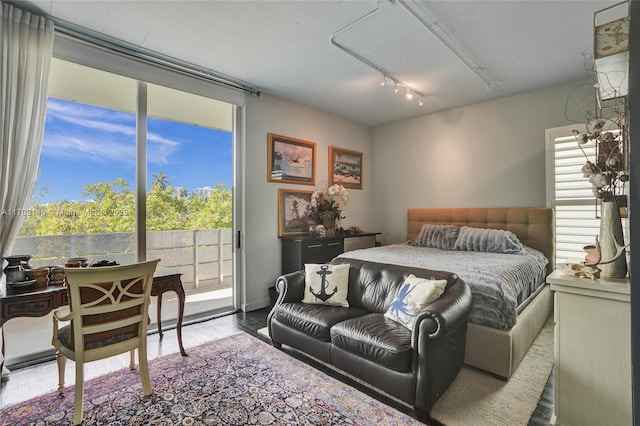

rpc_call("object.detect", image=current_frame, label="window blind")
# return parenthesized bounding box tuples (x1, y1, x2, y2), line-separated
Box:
(548, 126, 628, 264)
(552, 133, 600, 263)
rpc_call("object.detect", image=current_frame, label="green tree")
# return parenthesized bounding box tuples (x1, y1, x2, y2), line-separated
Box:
(186, 183, 232, 229)
(18, 174, 232, 236)
(151, 172, 170, 190)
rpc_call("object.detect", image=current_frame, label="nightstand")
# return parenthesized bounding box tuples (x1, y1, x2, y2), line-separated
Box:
(547, 269, 631, 425)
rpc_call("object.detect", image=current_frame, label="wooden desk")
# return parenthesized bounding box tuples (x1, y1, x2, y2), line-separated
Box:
(0, 268, 187, 364)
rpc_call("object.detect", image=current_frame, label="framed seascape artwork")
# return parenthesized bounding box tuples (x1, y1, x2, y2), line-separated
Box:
(268, 133, 316, 185)
(329, 146, 363, 189)
(278, 188, 313, 236)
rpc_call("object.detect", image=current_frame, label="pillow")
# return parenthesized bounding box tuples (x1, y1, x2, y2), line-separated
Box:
(384, 274, 448, 330)
(302, 263, 350, 307)
(409, 224, 460, 250)
(453, 226, 526, 254)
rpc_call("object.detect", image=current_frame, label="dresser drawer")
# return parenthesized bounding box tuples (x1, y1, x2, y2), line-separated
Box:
(300, 240, 344, 264)
(280, 233, 378, 274)
(344, 235, 376, 252)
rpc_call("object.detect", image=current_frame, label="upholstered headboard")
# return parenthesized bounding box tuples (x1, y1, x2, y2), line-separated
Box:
(407, 207, 555, 275)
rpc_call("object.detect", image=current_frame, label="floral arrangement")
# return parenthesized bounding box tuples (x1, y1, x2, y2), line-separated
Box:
(309, 183, 350, 225)
(572, 118, 628, 202)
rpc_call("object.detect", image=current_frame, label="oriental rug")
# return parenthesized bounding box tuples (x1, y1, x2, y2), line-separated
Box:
(0, 332, 421, 425)
(258, 316, 554, 426)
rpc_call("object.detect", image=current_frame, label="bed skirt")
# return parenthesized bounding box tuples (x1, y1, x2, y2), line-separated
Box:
(464, 284, 553, 379)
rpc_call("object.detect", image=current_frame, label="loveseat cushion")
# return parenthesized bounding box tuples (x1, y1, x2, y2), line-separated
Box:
(274, 302, 368, 341)
(330, 313, 412, 372)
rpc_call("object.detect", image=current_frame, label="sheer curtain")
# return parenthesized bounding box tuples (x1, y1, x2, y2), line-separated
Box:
(0, 3, 53, 378)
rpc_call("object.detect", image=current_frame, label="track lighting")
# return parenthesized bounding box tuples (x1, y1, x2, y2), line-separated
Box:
(377, 72, 425, 109)
(405, 88, 413, 100)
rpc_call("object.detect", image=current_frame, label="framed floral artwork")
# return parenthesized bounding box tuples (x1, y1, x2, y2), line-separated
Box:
(329, 146, 363, 189)
(268, 133, 316, 185)
(278, 188, 313, 236)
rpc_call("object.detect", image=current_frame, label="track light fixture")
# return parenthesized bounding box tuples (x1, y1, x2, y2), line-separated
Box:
(330, 0, 495, 110)
(378, 72, 425, 107)
(405, 88, 413, 100)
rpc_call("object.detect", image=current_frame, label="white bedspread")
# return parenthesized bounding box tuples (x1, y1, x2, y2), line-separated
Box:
(335, 243, 548, 330)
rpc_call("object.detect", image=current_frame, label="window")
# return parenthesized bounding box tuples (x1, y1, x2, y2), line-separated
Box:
(5, 56, 237, 366)
(546, 125, 628, 264)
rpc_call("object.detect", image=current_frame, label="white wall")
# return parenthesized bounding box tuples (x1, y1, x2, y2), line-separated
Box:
(241, 94, 372, 310)
(239, 79, 596, 310)
(371, 79, 596, 244)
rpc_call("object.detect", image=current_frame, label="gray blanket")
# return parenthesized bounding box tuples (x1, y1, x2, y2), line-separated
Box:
(335, 243, 548, 330)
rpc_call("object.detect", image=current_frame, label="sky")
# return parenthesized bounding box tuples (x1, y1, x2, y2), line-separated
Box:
(35, 98, 232, 203)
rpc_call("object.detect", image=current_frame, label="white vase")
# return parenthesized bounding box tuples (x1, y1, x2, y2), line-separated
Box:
(598, 200, 627, 278)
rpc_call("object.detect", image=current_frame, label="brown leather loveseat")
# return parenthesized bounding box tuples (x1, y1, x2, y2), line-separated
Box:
(267, 259, 473, 421)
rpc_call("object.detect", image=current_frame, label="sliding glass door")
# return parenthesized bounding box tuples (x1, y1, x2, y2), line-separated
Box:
(146, 83, 234, 321)
(4, 58, 236, 366)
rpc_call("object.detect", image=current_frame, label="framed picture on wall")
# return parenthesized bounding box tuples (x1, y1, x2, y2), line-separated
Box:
(329, 146, 363, 189)
(268, 133, 316, 185)
(278, 188, 313, 236)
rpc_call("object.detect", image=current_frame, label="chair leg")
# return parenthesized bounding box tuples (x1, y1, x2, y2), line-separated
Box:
(138, 344, 152, 396)
(73, 360, 84, 425)
(129, 349, 135, 370)
(56, 351, 66, 395)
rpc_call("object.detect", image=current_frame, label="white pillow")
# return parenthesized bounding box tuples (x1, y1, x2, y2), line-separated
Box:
(384, 274, 448, 330)
(302, 263, 350, 307)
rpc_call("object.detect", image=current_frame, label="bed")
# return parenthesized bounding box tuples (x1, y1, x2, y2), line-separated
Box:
(334, 207, 554, 379)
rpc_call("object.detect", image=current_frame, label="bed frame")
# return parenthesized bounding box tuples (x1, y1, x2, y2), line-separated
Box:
(407, 207, 555, 379)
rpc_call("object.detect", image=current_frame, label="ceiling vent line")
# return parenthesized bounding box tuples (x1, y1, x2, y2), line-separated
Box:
(330, 0, 499, 101)
(330, 0, 425, 105)
(396, 0, 499, 93)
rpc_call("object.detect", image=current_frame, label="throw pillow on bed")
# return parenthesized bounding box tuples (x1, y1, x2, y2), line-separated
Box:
(384, 274, 448, 330)
(302, 263, 350, 307)
(409, 224, 460, 250)
(453, 226, 526, 254)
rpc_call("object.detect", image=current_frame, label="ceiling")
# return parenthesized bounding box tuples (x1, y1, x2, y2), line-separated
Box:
(17, 0, 624, 127)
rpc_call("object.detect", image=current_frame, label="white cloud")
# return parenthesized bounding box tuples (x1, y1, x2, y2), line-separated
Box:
(44, 98, 182, 165)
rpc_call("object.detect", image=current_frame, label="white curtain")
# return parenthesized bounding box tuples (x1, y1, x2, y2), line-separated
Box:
(0, 2, 54, 378)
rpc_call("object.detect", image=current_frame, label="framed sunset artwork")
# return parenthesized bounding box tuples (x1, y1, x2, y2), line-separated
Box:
(268, 133, 316, 185)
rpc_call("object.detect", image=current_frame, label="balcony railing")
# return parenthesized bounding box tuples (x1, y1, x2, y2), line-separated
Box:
(3, 229, 234, 367)
(10, 229, 233, 291)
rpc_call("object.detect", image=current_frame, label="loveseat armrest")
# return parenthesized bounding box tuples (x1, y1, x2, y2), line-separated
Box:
(274, 270, 306, 304)
(412, 277, 472, 344)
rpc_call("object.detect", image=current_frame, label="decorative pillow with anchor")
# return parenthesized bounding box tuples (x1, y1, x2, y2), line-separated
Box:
(302, 263, 350, 307)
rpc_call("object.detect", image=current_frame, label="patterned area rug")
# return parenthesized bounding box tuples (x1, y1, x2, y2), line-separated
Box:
(258, 316, 554, 426)
(0, 332, 421, 425)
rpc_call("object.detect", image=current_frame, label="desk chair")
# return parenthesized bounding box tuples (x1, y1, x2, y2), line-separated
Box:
(52, 259, 160, 425)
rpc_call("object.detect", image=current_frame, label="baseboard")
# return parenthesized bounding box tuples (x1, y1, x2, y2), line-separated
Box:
(241, 298, 271, 312)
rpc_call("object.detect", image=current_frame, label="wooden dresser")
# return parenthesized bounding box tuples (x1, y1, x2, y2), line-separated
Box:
(547, 269, 631, 425)
(280, 232, 379, 274)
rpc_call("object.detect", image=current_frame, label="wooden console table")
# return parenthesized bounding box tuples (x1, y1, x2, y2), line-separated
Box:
(0, 267, 187, 365)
